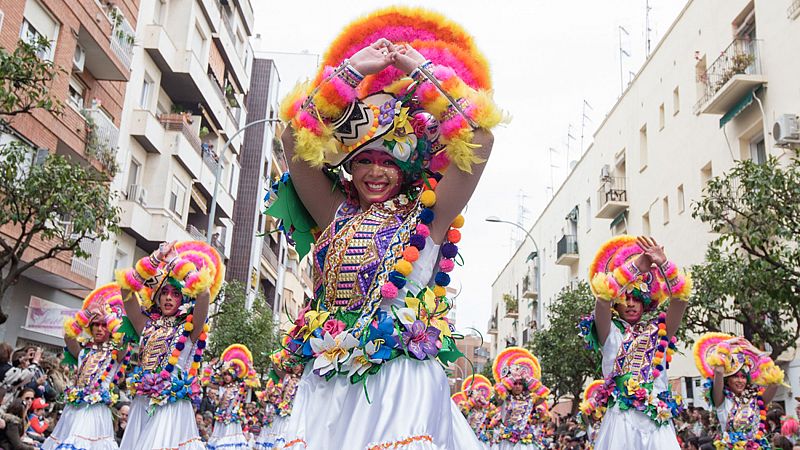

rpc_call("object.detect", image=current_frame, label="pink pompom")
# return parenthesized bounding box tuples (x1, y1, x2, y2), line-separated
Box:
(160, 370, 170, 379)
(440, 259, 455, 273)
(416, 224, 430, 238)
(381, 283, 399, 299)
(652, 369, 661, 379)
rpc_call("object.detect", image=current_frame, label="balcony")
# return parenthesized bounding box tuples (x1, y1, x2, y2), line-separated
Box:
(108, 7, 135, 69)
(185, 224, 227, 256)
(129, 109, 165, 153)
(503, 294, 519, 319)
(596, 176, 629, 219)
(695, 39, 766, 115)
(82, 108, 119, 173)
(261, 238, 279, 269)
(556, 234, 579, 266)
(487, 316, 498, 335)
(159, 114, 204, 173)
(522, 275, 538, 299)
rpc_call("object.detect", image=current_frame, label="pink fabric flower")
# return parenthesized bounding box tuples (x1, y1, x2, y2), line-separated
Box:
(322, 319, 345, 337)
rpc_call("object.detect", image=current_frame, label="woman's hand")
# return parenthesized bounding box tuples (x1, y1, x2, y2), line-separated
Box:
(391, 43, 427, 74)
(349, 38, 396, 76)
(638, 236, 667, 266)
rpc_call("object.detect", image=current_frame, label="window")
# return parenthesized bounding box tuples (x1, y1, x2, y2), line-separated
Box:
(127, 158, 141, 188)
(139, 76, 153, 109)
(192, 23, 206, 56)
(169, 177, 186, 216)
(113, 248, 128, 273)
(0, 9, 5, 33)
(639, 124, 648, 171)
(700, 162, 713, 187)
(229, 162, 239, 194)
(750, 135, 766, 164)
(673, 86, 680, 115)
(67, 76, 85, 111)
(658, 104, 665, 130)
(585, 197, 591, 231)
(153, 0, 164, 25)
(677, 184, 685, 214)
(662, 197, 670, 225)
(642, 212, 651, 236)
(20, 0, 59, 60)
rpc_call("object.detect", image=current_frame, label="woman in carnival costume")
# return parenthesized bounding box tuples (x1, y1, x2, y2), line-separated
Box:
(577, 380, 606, 448)
(43, 284, 133, 450)
(117, 240, 224, 450)
(207, 344, 260, 450)
(270, 6, 503, 449)
(255, 350, 304, 449)
(578, 236, 692, 450)
(693, 333, 785, 449)
(460, 375, 499, 449)
(253, 379, 281, 449)
(490, 347, 551, 450)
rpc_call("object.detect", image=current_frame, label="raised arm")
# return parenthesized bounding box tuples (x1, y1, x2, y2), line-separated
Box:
(594, 298, 613, 347)
(122, 290, 147, 335)
(639, 237, 690, 337)
(712, 366, 725, 407)
(64, 336, 81, 360)
(191, 289, 210, 342)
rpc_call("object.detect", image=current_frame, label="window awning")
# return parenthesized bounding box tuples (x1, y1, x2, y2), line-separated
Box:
(719, 86, 763, 128)
(610, 211, 627, 229)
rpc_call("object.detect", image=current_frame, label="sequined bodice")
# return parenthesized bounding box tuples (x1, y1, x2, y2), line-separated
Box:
(139, 317, 182, 372)
(614, 320, 659, 383)
(502, 394, 535, 429)
(728, 392, 760, 434)
(75, 344, 114, 388)
(218, 385, 241, 414)
(467, 407, 489, 430)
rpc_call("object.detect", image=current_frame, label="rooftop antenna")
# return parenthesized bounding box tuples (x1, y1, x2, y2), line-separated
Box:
(547, 147, 558, 198)
(565, 123, 576, 177)
(618, 25, 630, 95)
(580, 100, 593, 154)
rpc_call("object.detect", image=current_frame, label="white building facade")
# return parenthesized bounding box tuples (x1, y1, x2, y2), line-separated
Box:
(95, 0, 255, 283)
(490, 0, 800, 410)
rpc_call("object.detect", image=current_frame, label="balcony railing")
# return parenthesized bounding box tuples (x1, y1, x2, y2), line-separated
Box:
(159, 114, 203, 154)
(109, 7, 135, 68)
(82, 107, 119, 172)
(596, 176, 629, 219)
(262, 238, 278, 268)
(556, 234, 579, 265)
(70, 232, 100, 280)
(187, 224, 226, 254)
(487, 316, 498, 334)
(694, 39, 763, 114)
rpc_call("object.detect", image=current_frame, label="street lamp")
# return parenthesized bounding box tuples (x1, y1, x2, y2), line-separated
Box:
(206, 117, 283, 243)
(485, 215, 542, 325)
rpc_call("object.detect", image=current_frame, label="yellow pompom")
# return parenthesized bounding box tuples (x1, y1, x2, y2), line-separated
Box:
(168, 356, 179, 365)
(395, 260, 413, 276)
(451, 215, 465, 229)
(419, 190, 437, 207)
(433, 286, 447, 297)
(184, 323, 194, 332)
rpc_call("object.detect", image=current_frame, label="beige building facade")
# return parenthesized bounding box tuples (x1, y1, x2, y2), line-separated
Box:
(490, 0, 800, 410)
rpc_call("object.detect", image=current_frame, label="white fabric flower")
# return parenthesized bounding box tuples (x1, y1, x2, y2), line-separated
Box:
(310, 331, 359, 376)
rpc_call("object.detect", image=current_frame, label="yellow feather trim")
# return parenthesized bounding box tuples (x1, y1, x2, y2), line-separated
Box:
(183, 266, 213, 298)
(63, 318, 79, 339)
(470, 89, 505, 129)
(115, 269, 138, 293)
(590, 272, 619, 302)
(444, 133, 484, 173)
(754, 363, 785, 386)
(173, 260, 197, 281)
(672, 271, 693, 301)
(279, 81, 311, 122)
(292, 127, 335, 168)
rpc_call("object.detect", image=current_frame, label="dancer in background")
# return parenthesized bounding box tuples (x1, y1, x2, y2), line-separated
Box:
(44, 284, 131, 450)
(492, 347, 551, 450)
(694, 333, 784, 449)
(460, 375, 499, 449)
(207, 345, 260, 450)
(579, 236, 692, 450)
(117, 240, 223, 450)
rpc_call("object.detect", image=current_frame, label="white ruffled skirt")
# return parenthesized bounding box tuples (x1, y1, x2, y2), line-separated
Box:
(492, 443, 542, 450)
(207, 422, 248, 450)
(119, 395, 204, 450)
(254, 415, 289, 449)
(593, 404, 680, 450)
(42, 404, 118, 450)
(281, 358, 482, 449)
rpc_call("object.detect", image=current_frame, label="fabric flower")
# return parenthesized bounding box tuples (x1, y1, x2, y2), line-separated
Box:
(322, 319, 345, 337)
(384, 106, 417, 162)
(343, 343, 384, 377)
(366, 310, 398, 360)
(401, 320, 440, 360)
(310, 331, 358, 376)
(298, 310, 330, 340)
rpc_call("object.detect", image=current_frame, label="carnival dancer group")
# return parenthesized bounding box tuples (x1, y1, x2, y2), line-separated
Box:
(43, 5, 787, 450)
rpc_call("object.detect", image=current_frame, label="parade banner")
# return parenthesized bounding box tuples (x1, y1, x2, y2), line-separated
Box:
(23, 296, 80, 339)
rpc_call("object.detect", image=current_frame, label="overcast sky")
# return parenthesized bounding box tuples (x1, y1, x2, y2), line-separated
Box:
(252, 0, 688, 339)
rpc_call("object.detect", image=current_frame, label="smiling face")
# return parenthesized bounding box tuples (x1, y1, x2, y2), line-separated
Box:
(349, 149, 403, 209)
(614, 296, 645, 324)
(158, 284, 182, 316)
(90, 321, 111, 344)
(725, 370, 748, 396)
(222, 373, 234, 384)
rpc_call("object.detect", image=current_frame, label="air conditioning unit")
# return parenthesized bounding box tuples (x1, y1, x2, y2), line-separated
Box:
(773, 114, 800, 146)
(600, 164, 611, 179)
(72, 44, 85, 73)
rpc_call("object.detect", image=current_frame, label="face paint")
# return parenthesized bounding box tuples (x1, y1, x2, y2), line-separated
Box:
(350, 149, 403, 208)
(159, 284, 182, 316)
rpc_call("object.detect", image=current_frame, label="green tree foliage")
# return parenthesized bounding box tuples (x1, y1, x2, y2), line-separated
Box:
(682, 150, 800, 358)
(0, 39, 120, 323)
(207, 280, 278, 375)
(528, 281, 601, 413)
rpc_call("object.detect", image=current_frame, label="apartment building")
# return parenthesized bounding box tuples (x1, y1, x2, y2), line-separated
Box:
(449, 333, 493, 396)
(94, 0, 255, 287)
(490, 0, 800, 410)
(0, 0, 138, 349)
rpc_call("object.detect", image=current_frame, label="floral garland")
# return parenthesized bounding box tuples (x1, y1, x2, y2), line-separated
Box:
(592, 374, 684, 425)
(213, 383, 247, 424)
(64, 385, 119, 407)
(127, 365, 202, 407)
(282, 285, 460, 385)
